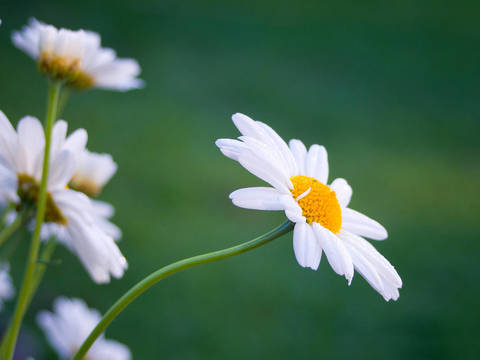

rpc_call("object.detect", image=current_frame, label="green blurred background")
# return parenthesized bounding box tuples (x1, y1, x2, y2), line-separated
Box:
(0, 0, 479, 359)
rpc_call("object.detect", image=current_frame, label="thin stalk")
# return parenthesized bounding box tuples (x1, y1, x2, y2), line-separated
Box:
(2, 81, 61, 360)
(74, 221, 294, 359)
(0, 214, 22, 249)
(28, 237, 57, 306)
(57, 87, 70, 118)
(0, 237, 57, 356)
(0, 205, 13, 231)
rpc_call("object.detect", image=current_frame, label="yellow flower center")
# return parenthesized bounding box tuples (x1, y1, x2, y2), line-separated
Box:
(69, 176, 101, 198)
(290, 175, 342, 233)
(38, 51, 94, 90)
(17, 174, 67, 225)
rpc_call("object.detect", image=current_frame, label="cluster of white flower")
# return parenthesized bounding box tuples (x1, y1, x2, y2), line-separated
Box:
(0, 18, 141, 359)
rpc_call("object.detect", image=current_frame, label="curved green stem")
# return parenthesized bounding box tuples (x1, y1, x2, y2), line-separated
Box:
(73, 221, 294, 359)
(0, 213, 22, 249)
(3, 81, 61, 360)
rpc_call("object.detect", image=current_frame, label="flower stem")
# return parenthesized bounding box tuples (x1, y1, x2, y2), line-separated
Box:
(2, 81, 61, 360)
(0, 205, 13, 231)
(0, 213, 23, 249)
(73, 221, 294, 359)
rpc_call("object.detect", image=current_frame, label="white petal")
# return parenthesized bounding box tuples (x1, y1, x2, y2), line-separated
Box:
(257, 121, 297, 176)
(50, 120, 67, 158)
(0, 111, 18, 169)
(300, 224, 322, 270)
(342, 239, 385, 297)
(49, 150, 76, 189)
(89, 339, 132, 360)
(63, 129, 87, 154)
(330, 178, 352, 207)
(293, 222, 308, 267)
(340, 230, 402, 290)
(288, 139, 307, 175)
(313, 223, 353, 283)
(231, 113, 264, 139)
(238, 136, 292, 181)
(91, 200, 115, 218)
(305, 144, 328, 184)
(237, 149, 291, 193)
(281, 196, 306, 223)
(215, 138, 248, 161)
(229, 187, 286, 210)
(17, 116, 45, 175)
(232, 113, 294, 176)
(342, 208, 388, 240)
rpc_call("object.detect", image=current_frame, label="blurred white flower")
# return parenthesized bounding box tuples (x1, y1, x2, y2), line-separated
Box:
(216, 113, 402, 301)
(37, 297, 131, 360)
(12, 18, 144, 91)
(0, 263, 14, 310)
(0, 110, 127, 283)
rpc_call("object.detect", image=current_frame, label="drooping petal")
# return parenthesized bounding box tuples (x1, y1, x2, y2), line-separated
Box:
(313, 223, 353, 283)
(342, 239, 385, 297)
(305, 144, 328, 184)
(229, 187, 286, 211)
(330, 178, 352, 208)
(342, 208, 388, 240)
(63, 207, 127, 283)
(340, 230, 402, 292)
(295, 223, 322, 270)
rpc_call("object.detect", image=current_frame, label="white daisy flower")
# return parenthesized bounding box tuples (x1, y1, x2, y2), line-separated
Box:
(12, 18, 144, 91)
(0, 110, 127, 283)
(37, 297, 131, 360)
(0, 263, 14, 311)
(43, 149, 122, 249)
(216, 113, 402, 301)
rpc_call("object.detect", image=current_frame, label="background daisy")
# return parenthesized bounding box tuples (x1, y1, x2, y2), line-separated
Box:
(12, 18, 144, 91)
(0, 111, 127, 283)
(37, 297, 131, 360)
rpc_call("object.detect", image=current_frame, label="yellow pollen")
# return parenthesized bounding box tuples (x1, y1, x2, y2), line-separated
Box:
(38, 51, 95, 90)
(290, 175, 342, 233)
(69, 176, 101, 197)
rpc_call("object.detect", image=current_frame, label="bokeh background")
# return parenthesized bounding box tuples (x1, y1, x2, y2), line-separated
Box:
(0, 0, 479, 359)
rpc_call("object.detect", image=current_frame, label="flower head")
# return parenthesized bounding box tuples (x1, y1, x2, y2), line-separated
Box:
(0, 263, 14, 310)
(12, 18, 144, 91)
(37, 297, 131, 360)
(0, 110, 127, 283)
(216, 113, 402, 301)
(69, 150, 118, 197)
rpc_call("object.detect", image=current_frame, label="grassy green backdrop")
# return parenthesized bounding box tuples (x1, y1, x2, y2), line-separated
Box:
(0, 0, 479, 359)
